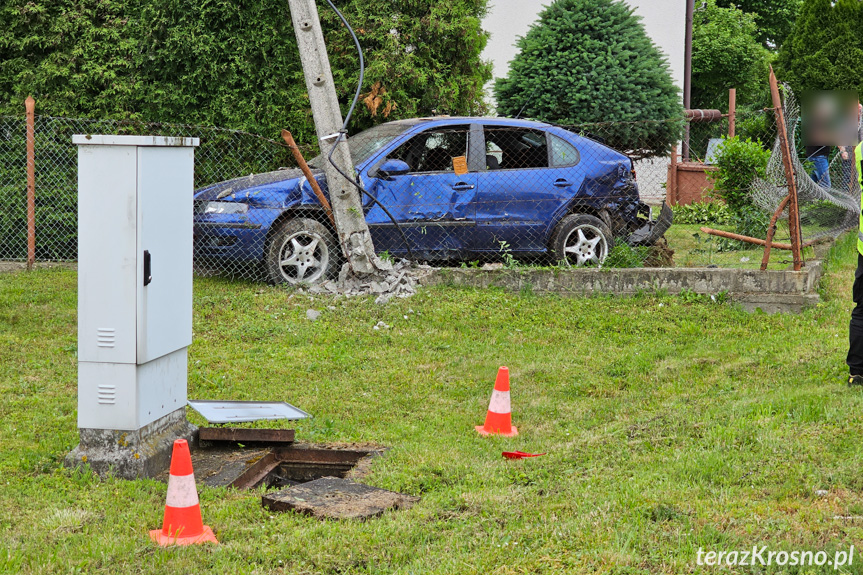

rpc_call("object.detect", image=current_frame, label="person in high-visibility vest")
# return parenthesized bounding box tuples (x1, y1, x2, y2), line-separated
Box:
(847, 139, 863, 385)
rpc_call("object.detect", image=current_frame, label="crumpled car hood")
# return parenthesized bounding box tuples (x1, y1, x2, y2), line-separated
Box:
(194, 168, 316, 205)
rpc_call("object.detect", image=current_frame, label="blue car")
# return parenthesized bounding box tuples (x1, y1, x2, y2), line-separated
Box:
(193, 117, 672, 283)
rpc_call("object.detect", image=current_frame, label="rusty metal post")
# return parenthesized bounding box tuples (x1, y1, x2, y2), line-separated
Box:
(768, 66, 803, 270)
(759, 194, 790, 270)
(728, 88, 736, 138)
(667, 146, 678, 205)
(700, 225, 813, 250)
(25, 96, 35, 270)
(281, 130, 335, 227)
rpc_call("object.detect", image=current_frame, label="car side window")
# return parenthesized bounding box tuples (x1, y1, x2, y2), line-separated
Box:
(550, 134, 581, 167)
(388, 125, 470, 173)
(483, 127, 549, 170)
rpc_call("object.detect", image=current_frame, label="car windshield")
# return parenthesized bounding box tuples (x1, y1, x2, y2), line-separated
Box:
(307, 122, 412, 168)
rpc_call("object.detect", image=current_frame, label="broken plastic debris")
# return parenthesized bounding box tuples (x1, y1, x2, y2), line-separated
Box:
(502, 451, 547, 460)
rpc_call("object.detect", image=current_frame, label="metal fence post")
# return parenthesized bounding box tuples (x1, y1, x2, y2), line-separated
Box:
(768, 66, 803, 271)
(728, 88, 736, 138)
(25, 96, 35, 270)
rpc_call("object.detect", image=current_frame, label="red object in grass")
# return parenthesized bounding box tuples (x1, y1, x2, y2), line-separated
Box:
(502, 451, 546, 459)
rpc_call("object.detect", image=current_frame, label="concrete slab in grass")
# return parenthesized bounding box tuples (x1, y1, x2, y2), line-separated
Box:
(423, 261, 826, 314)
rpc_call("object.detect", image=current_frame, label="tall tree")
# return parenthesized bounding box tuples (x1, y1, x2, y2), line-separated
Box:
(692, 0, 771, 110)
(776, 0, 863, 94)
(716, 0, 802, 49)
(493, 0, 681, 156)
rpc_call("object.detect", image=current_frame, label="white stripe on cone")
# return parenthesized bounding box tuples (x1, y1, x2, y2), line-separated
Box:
(487, 389, 511, 415)
(165, 474, 200, 508)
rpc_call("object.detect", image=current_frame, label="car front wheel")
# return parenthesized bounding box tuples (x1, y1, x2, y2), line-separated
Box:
(550, 213, 613, 267)
(266, 217, 339, 284)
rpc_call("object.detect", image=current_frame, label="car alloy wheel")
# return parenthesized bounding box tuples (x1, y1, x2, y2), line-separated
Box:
(277, 231, 329, 282)
(550, 213, 613, 267)
(563, 225, 608, 266)
(266, 217, 338, 284)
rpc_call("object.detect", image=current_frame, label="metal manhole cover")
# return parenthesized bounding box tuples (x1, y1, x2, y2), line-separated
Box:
(188, 400, 311, 424)
(262, 476, 419, 519)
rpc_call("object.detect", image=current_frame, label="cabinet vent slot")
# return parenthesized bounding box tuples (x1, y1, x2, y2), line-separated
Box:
(96, 328, 116, 348)
(97, 384, 116, 405)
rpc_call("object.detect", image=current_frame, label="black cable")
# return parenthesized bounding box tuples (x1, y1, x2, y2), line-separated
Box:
(514, 85, 539, 119)
(323, 0, 363, 130)
(322, 0, 414, 260)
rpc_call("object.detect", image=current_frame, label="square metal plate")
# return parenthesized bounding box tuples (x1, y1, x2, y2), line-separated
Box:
(187, 400, 311, 424)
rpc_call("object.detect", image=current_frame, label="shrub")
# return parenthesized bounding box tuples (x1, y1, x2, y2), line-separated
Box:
(603, 243, 650, 268)
(670, 201, 733, 225)
(711, 136, 771, 238)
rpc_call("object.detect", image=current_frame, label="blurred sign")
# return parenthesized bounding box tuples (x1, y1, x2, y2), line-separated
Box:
(452, 156, 468, 175)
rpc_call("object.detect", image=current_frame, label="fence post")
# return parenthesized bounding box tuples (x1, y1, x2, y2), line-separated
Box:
(768, 66, 802, 271)
(25, 96, 35, 270)
(727, 88, 736, 138)
(667, 146, 678, 205)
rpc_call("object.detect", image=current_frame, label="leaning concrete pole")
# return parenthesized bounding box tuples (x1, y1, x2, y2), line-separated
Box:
(286, 0, 387, 275)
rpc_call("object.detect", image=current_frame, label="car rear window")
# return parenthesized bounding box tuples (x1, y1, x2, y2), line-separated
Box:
(550, 134, 580, 167)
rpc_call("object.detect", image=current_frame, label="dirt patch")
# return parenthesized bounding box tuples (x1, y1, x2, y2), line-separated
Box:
(0, 261, 77, 274)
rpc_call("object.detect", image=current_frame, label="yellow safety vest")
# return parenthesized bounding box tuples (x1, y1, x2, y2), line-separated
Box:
(857, 141, 863, 256)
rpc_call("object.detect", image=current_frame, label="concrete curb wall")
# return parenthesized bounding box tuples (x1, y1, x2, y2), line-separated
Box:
(421, 261, 825, 314)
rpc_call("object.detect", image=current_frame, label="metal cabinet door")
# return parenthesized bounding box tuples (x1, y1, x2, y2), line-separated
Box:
(136, 146, 194, 363)
(77, 145, 139, 364)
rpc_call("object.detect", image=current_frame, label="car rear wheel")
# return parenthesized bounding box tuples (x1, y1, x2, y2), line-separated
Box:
(550, 214, 613, 267)
(266, 217, 339, 284)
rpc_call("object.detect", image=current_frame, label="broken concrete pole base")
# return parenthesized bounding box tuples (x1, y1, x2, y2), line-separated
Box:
(65, 408, 196, 480)
(345, 231, 393, 275)
(310, 258, 433, 302)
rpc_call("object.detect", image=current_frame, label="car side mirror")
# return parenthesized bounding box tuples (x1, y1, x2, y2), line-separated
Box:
(377, 159, 410, 178)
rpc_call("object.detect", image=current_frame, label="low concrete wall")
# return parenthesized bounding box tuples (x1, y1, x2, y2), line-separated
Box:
(422, 261, 825, 314)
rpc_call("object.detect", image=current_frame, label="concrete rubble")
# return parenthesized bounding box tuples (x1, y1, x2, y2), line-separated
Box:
(305, 259, 436, 304)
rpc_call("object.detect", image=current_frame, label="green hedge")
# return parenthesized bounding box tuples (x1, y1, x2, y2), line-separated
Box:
(0, 0, 492, 146)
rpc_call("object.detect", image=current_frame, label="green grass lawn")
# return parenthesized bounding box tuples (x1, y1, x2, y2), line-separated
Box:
(665, 223, 818, 270)
(3, 234, 863, 574)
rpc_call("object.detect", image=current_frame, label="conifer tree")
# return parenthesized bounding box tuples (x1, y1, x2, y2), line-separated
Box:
(493, 0, 681, 156)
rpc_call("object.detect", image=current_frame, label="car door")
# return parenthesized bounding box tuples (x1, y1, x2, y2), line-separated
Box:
(362, 124, 477, 259)
(474, 125, 585, 253)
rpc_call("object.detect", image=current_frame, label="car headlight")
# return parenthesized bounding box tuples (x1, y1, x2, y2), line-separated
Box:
(200, 201, 249, 215)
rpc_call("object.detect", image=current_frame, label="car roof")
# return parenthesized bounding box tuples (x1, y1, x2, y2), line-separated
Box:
(382, 116, 554, 130)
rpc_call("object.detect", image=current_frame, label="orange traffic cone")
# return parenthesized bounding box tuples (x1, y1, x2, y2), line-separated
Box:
(149, 439, 218, 546)
(476, 366, 518, 436)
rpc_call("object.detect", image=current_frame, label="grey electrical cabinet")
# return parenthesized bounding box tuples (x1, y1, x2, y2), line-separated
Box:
(74, 135, 199, 431)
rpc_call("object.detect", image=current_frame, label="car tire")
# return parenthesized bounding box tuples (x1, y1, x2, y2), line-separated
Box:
(266, 217, 339, 284)
(550, 213, 613, 267)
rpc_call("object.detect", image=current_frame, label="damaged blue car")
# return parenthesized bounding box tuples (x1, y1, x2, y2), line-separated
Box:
(193, 117, 672, 284)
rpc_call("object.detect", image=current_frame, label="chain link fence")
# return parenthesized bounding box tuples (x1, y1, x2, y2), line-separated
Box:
(1, 99, 858, 284)
(0, 115, 299, 264)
